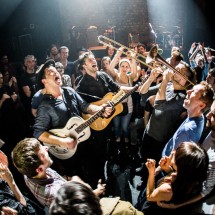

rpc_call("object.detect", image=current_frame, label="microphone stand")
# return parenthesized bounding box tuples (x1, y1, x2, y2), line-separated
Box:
(149, 23, 157, 44)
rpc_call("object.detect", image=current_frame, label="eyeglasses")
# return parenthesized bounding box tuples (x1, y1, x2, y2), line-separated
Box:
(56, 67, 64, 70)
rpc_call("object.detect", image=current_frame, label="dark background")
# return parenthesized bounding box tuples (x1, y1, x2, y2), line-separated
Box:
(0, 0, 214, 63)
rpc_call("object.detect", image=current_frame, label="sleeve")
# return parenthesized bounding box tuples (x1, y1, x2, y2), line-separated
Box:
(33, 105, 52, 139)
(73, 90, 89, 113)
(19, 74, 28, 87)
(154, 97, 184, 111)
(31, 90, 43, 109)
(140, 84, 160, 107)
(145, 98, 153, 113)
(201, 164, 215, 197)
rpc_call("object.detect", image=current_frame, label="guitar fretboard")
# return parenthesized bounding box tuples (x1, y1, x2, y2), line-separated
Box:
(75, 109, 103, 133)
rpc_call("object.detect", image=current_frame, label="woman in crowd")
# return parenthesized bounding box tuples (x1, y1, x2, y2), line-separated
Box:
(109, 47, 138, 143)
(137, 141, 209, 214)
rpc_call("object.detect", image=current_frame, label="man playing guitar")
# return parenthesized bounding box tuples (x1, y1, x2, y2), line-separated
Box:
(33, 59, 112, 180)
(75, 51, 143, 187)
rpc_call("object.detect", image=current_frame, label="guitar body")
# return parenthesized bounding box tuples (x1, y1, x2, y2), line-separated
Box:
(43, 116, 91, 160)
(82, 92, 123, 131)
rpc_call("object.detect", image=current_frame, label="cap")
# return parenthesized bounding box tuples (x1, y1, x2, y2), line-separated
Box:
(36, 59, 55, 89)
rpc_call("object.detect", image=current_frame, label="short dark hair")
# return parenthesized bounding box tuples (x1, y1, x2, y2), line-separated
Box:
(58, 46, 69, 53)
(78, 51, 95, 68)
(180, 61, 197, 89)
(137, 43, 146, 50)
(49, 181, 102, 215)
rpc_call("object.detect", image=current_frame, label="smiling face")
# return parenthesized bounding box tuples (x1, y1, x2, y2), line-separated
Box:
(59, 48, 69, 61)
(25, 56, 36, 71)
(138, 46, 146, 55)
(119, 60, 131, 74)
(83, 55, 98, 74)
(107, 47, 114, 57)
(101, 59, 110, 71)
(183, 84, 206, 113)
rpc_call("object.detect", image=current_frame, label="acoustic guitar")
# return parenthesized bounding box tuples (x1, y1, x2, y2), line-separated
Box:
(82, 84, 140, 130)
(43, 90, 126, 159)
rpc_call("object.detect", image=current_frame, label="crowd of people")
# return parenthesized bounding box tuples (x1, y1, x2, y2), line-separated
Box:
(0, 41, 215, 214)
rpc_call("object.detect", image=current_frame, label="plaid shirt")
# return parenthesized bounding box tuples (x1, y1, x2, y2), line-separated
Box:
(24, 168, 67, 207)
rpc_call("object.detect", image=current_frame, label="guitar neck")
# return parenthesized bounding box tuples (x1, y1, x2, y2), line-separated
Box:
(75, 109, 103, 133)
(114, 84, 139, 106)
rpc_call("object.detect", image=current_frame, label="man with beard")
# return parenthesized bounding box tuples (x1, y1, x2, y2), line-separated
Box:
(157, 99, 215, 210)
(75, 51, 142, 188)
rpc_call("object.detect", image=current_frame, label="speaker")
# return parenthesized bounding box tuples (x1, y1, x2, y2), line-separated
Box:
(18, 34, 33, 57)
(86, 28, 99, 48)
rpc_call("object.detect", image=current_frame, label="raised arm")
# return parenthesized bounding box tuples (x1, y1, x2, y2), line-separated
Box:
(155, 69, 173, 101)
(109, 47, 124, 79)
(146, 159, 173, 202)
(0, 163, 26, 206)
(128, 50, 138, 81)
(139, 68, 162, 94)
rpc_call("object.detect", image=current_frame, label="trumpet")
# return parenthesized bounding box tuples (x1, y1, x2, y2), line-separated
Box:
(98, 35, 195, 89)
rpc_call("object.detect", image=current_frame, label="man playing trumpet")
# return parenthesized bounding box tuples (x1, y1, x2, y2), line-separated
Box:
(137, 62, 196, 189)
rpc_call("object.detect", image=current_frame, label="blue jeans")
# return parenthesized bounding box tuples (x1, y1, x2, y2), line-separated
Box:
(113, 112, 132, 138)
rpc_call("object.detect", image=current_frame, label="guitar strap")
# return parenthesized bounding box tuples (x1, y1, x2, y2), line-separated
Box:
(97, 72, 112, 92)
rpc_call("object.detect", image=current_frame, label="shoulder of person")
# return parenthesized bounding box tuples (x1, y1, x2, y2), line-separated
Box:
(158, 183, 172, 193)
(62, 86, 75, 93)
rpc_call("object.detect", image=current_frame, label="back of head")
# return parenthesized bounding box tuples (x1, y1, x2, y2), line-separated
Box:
(11, 138, 42, 178)
(172, 142, 209, 203)
(49, 181, 102, 215)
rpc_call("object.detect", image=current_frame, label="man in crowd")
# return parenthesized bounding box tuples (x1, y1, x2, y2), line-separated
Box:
(158, 98, 215, 210)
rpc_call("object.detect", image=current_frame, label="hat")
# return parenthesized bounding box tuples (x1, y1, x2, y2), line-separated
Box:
(36, 59, 55, 89)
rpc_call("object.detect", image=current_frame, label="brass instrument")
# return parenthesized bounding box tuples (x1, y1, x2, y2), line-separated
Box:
(189, 42, 209, 65)
(98, 35, 195, 89)
(98, 35, 154, 70)
(147, 45, 195, 89)
(189, 43, 201, 62)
